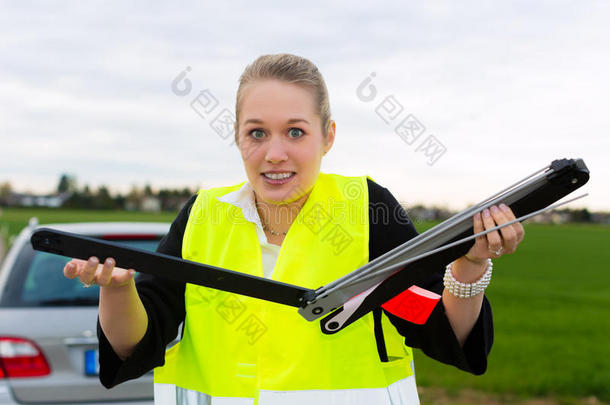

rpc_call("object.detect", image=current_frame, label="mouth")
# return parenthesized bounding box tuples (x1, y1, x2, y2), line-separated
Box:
(260, 171, 296, 184)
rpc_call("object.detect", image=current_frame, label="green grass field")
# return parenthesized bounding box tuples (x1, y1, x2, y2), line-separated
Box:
(1, 208, 609, 401)
(412, 220, 610, 402)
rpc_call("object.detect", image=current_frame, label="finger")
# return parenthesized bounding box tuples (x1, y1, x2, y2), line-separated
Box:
(63, 259, 79, 279)
(98, 257, 115, 286)
(64, 258, 87, 279)
(80, 256, 99, 285)
(490, 205, 517, 253)
(482, 208, 502, 254)
(473, 211, 484, 233)
(111, 268, 136, 285)
(464, 211, 489, 262)
(500, 203, 525, 244)
(472, 211, 487, 247)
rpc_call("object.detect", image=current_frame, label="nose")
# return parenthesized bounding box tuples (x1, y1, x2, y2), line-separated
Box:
(264, 134, 288, 163)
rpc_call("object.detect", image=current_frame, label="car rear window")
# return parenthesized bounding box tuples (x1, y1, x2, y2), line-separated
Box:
(0, 237, 162, 307)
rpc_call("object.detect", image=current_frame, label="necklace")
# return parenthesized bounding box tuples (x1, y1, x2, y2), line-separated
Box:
(254, 192, 290, 236)
(262, 223, 287, 236)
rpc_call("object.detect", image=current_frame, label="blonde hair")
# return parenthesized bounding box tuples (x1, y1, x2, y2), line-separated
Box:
(234, 53, 332, 144)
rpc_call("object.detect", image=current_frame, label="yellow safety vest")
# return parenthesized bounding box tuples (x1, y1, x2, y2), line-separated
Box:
(154, 172, 419, 405)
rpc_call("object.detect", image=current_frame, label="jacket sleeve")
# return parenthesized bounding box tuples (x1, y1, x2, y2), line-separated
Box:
(367, 179, 493, 375)
(97, 194, 196, 388)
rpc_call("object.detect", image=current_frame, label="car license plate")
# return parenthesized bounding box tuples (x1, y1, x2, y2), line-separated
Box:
(84, 349, 99, 376)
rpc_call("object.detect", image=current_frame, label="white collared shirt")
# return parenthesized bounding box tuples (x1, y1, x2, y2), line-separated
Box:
(216, 181, 281, 279)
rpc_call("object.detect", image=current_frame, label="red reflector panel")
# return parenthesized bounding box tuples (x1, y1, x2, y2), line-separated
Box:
(381, 285, 441, 325)
(0, 337, 51, 378)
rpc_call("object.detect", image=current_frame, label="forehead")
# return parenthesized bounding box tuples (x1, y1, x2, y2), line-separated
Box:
(240, 80, 317, 124)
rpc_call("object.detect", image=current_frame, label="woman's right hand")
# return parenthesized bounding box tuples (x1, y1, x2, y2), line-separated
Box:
(65, 256, 147, 359)
(63, 256, 136, 288)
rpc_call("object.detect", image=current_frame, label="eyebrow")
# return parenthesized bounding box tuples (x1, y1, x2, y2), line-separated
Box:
(242, 118, 310, 126)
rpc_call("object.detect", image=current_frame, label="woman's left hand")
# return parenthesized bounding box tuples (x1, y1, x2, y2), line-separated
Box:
(464, 203, 525, 263)
(445, 203, 525, 347)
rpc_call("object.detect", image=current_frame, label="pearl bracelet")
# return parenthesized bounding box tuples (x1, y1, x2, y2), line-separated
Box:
(443, 258, 493, 298)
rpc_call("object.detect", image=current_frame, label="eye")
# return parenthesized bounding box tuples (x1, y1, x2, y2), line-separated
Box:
(288, 128, 304, 138)
(249, 129, 265, 139)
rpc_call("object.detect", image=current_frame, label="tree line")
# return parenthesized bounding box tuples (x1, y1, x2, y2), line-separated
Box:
(0, 174, 194, 212)
(0, 174, 605, 223)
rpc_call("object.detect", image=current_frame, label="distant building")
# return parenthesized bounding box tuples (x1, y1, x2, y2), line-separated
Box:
(403, 204, 453, 222)
(141, 196, 161, 212)
(591, 212, 610, 225)
(525, 211, 571, 224)
(5, 192, 71, 208)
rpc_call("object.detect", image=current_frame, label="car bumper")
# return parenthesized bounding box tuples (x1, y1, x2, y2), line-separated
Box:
(0, 380, 152, 405)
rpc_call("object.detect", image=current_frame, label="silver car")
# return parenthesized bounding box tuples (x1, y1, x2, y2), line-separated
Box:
(0, 220, 170, 404)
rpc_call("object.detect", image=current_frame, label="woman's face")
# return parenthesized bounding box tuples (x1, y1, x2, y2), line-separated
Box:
(236, 79, 335, 205)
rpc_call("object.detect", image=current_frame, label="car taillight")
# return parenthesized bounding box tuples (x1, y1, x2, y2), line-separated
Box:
(0, 337, 51, 378)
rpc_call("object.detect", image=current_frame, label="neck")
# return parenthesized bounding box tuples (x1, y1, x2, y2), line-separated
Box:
(254, 192, 310, 234)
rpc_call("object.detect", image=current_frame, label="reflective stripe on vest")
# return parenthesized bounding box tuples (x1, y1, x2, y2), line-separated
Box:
(154, 374, 419, 405)
(154, 172, 417, 404)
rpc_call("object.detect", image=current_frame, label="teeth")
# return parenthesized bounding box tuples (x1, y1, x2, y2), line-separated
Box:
(264, 172, 293, 180)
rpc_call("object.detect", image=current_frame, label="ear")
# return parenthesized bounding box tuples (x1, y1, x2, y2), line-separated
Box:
(324, 120, 336, 155)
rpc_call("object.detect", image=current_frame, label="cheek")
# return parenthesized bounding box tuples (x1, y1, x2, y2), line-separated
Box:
(298, 151, 323, 174)
(307, 147, 324, 163)
(239, 141, 264, 163)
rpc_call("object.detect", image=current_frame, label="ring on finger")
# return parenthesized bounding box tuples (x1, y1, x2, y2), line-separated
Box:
(489, 245, 503, 256)
(80, 279, 96, 288)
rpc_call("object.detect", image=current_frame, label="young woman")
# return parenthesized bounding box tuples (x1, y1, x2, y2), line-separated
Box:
(64, 53, 524, 405)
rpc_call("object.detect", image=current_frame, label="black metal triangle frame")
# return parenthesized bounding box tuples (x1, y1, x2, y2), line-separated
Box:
(30, 229, 316, 307)
(30, 158, 589, 335)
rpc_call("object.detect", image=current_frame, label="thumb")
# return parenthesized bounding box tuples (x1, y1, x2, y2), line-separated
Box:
(110, 268, 137, 286)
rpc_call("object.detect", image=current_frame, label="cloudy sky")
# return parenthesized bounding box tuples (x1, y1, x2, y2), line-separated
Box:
(1, 1, 607, 211)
